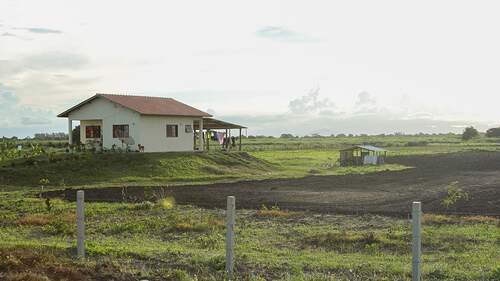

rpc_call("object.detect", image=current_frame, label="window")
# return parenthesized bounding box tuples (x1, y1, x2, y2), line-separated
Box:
(166, 125, 178, 137)
(185, 124, 193, 133)
(85, 125, 101, 139)
(113, 125, 129, 138)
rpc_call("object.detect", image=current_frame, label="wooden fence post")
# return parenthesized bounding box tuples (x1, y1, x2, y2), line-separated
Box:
(412, 202, 422, 281)
(226, 196, 235, 280)
(77, 190, 85, 258)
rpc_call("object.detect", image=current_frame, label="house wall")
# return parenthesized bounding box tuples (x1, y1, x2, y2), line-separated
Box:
(68, 97, 142, 150)
(139, 115, 196, 152)
(79, 120, 103, 144)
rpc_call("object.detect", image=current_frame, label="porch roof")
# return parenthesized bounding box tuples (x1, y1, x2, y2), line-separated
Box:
(193, 118, 246, 130)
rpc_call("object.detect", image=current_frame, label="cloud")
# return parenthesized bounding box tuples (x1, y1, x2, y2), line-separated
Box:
(21, 116, 51, 125)
(256, 26, 316, 42)
(221, 113, 489, 137)
(0, 84, 54, 129)
(0, 86, 19, 110)
(288, 88, 335, 115)
(206, 108, 216, 115)
(22, 52, 88, 71)
(1, 32, 16, 37)
(353, 91, 379, 114)
(355, 91, 376, 107)
(215, 90, 490, 136)
(15, 27, 63, 34)
(0, 52, 89, 79)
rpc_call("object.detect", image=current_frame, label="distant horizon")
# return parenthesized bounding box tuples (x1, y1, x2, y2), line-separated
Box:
(1, 122, 494, 139)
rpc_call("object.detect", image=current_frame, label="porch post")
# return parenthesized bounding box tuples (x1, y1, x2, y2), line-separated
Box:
(68, 118, 73, 145)
(239, 128, 242, 151)
(199, 118, 204, 151)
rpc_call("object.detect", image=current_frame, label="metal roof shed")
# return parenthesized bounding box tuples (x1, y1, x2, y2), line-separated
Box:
(339, 145, 388, 166)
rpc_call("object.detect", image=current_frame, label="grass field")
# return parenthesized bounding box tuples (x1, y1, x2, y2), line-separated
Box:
(0, 150, 407, 189)
(0, 192, 499, 281)
(1, 135, 499, 280)
(2, 133, 500, 188)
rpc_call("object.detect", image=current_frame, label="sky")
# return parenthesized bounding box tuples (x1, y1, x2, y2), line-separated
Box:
(1, 0, 500, 137)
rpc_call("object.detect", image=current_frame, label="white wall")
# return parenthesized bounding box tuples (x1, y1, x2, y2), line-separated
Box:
(140, 115, 195, 152)
(68, 97, 142, 150)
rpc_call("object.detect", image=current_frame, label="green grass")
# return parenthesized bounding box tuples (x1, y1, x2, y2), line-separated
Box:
(0, 152, 273, 188)
(0, 192, 498, 280)
(0, 150, 408, 188)
(2, 134, 500, 189)
(238, 134, 500, 152)
(2, 135, 500, 280)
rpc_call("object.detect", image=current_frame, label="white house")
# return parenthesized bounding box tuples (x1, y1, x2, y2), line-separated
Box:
(58, 94, 245, 152)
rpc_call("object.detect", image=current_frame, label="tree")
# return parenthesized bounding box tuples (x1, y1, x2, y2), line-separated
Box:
(462, 126, 479, 141)
(485, 127, 500, 137)
(280, 133, 294, 138)
(72, 125, 81, 145)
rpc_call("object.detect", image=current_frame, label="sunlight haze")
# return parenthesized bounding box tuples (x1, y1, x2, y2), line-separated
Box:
(1, 0, 499, 136)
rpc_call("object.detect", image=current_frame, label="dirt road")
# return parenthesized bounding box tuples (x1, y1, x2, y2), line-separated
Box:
(46, 152, 500, 216)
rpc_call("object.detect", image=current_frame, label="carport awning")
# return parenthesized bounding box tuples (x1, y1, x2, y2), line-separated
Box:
(193, 118, 246, 130)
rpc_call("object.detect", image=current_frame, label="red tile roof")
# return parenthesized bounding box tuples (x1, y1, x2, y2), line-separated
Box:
(58, 94, 212, 118)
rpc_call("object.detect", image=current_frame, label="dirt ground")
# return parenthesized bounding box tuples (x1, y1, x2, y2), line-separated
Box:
(46, 152, 500, 216)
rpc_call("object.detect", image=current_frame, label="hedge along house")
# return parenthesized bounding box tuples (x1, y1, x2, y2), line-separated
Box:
(57, 94, 246, 152)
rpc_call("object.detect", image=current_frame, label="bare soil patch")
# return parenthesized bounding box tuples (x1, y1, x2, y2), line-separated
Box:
(44, 152, 500, 216)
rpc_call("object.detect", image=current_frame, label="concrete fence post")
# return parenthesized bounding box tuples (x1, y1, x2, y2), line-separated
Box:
(76, 190, 85, 258)
(226, 196, 235, 280)
(412, 201, 422, 281)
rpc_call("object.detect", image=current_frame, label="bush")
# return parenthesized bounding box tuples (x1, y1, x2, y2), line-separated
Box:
(462, 126, 479, 140)
(486, 127, 500, 137)
(441, 182, 469, 209)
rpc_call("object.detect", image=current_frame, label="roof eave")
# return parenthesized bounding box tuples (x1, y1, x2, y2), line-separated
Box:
(57, 94, 101, 118)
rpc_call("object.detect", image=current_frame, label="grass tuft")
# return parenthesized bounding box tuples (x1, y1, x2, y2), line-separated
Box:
(255, 205, 301, 218)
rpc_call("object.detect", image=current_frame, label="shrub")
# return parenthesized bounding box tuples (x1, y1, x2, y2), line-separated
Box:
(486, 127, 500, 138)
(462, 126, 479, 140)
(441, 182, 469, 209)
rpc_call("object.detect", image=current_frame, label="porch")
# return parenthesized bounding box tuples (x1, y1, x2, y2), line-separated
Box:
(193, 118, 247, 151)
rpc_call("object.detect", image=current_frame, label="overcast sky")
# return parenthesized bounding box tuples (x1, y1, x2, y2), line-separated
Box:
(1, 0, 499, 137)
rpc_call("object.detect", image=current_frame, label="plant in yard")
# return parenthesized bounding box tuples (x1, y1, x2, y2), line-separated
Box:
(160, 197, 176, 209)
(441, 181, 469, 209)
(45, 198, 52, 212)
(39, 178, 50, 198)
